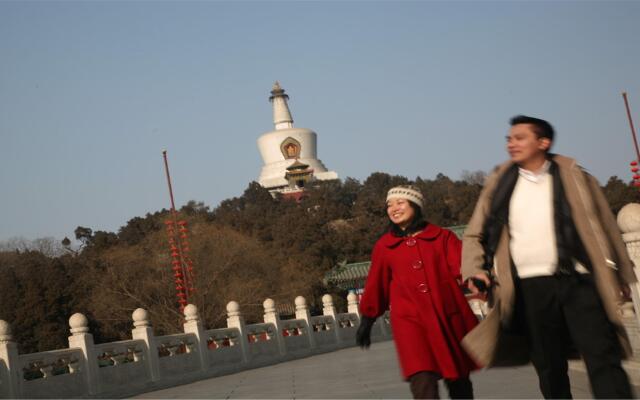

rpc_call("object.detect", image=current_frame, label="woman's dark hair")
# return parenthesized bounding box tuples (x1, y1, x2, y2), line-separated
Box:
(387, 200, 428, 237)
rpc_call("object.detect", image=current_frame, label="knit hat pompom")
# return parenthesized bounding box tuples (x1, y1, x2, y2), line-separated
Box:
(386, 185, 424, 211)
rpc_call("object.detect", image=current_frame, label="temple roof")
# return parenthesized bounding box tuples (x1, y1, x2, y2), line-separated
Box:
(286, 160, 310, 171)
(323, 261, 371, 290)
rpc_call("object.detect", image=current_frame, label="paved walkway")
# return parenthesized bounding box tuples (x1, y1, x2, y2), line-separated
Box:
(133, 340, 621, 399)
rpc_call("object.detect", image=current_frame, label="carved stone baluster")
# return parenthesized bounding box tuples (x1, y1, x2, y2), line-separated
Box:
(0, 320, 19, 398)
(131, 308, 160, 382)
(183, 304, 207, 371)
(322, 294, 340, 345)
(226, 301, 249, 362)
(263, 298, 285, 356)
(68, 313, 99, 395)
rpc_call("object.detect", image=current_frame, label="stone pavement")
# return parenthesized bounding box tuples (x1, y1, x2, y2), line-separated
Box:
(133, 341, 628, 399)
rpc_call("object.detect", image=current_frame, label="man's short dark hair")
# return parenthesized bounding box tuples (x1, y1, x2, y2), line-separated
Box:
(510, 115, 555, 142)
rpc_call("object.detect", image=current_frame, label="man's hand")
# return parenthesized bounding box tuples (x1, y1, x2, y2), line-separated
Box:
(621, 284, 632, 302)
(468, 273, 492, 294)
(355, 316, 376, 349)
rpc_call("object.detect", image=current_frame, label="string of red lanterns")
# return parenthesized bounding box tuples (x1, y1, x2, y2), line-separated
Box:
(162, 151, 197, 312)
(630, 161, 640, 188)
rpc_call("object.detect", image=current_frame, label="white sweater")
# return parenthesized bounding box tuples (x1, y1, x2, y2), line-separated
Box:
(508, 166, 589, 278)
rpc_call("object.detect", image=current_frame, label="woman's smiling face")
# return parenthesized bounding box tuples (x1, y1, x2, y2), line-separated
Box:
(387, 198, 416, 230)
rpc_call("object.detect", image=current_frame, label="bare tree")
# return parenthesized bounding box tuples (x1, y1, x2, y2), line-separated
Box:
(0, 236, 66, 257)
(460, 170, 487, 186)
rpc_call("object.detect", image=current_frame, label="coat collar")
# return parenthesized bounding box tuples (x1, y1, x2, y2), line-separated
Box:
(379, 223, 443, 248)
(493, 154, 577, 180)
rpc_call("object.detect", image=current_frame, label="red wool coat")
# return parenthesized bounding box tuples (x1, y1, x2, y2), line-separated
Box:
(359, 224, 479, 380)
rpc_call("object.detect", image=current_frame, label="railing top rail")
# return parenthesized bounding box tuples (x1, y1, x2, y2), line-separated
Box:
(95, 339, 145, 349)
(19, 348, 82, 360)
(154, 332, 196, 342)
(204, 326, 238, 335)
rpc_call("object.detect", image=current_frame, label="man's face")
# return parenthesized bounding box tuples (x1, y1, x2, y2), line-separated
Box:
(506, 123, 550, 165)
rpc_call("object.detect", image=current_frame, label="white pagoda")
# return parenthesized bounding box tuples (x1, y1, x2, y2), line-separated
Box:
(256, 82, 338, 196)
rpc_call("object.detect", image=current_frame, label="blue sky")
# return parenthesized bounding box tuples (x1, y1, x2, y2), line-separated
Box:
(1, 1, 639, 242)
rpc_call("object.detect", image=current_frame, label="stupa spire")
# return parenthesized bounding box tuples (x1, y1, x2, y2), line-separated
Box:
(269, 81, 294, 130)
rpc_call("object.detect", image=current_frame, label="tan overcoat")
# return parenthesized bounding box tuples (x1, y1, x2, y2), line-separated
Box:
(461, 154, 637, 367)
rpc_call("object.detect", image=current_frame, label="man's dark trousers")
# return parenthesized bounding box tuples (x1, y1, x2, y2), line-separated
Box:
(517, 274, 632, 399)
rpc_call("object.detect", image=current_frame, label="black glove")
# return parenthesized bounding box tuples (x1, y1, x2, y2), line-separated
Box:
(470, 277, 488, 292)
(355, 316, 376, 349)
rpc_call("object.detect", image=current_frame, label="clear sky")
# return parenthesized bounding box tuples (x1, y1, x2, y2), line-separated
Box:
(1, 1, 639, 242)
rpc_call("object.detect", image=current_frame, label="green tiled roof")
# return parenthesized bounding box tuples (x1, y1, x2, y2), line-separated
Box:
(448, 225, 466, 239)
(324, 225, 467, 290)
(323, 261, 371, 290)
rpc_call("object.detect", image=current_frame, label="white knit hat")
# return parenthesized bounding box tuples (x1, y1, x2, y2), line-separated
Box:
(386, 185, 424, 211)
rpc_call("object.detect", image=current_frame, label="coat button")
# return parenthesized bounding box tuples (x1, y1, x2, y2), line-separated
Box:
(417, 283, 429, 293)
(412, 260, 423, 269)
(406, 238, 417, 247)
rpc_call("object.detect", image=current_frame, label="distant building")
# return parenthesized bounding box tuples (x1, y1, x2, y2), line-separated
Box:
(256, 82, 338, 197)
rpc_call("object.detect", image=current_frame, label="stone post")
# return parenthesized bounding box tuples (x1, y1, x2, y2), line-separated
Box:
(618, 203, 640, 331)
(183, 304, 208, 371)
(347, 292, 360, 317)
(226, 301, 249, 363)
(0, 320, 19, 398)
(68, 313, 100, 395)
(131, 308, 160, 382)
(263, 298, 286, 355)
(294, 296, 316, 348)
(322, 294, 341, 344)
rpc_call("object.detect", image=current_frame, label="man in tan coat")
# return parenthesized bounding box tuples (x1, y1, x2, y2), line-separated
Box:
(462, 115, 636, 398)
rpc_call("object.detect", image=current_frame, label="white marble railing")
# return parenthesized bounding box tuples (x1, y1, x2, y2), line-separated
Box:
(0, 293, 390, 398)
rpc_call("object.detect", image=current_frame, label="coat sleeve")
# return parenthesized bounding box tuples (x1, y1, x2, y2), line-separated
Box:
(359, 241, 392, 318)
(586, 173, 637, 284)
(445, 230, 463, 285)
(461, 169, 502, 280)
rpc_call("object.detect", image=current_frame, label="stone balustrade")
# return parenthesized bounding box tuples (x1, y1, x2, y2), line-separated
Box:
(0, 293, 391, 399)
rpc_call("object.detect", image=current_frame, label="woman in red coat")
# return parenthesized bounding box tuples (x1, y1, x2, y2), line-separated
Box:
(356, 185, 479, 399)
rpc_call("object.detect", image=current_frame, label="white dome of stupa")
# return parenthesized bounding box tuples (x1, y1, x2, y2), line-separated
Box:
(257, 82, 338, 192)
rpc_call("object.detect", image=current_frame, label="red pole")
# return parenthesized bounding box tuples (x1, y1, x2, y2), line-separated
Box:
(162, 151, 190, 309)
(623, 92, 640, 163)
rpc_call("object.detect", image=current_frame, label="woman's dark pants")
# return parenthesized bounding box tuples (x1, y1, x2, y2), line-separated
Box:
(409, 371, 473, 399)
